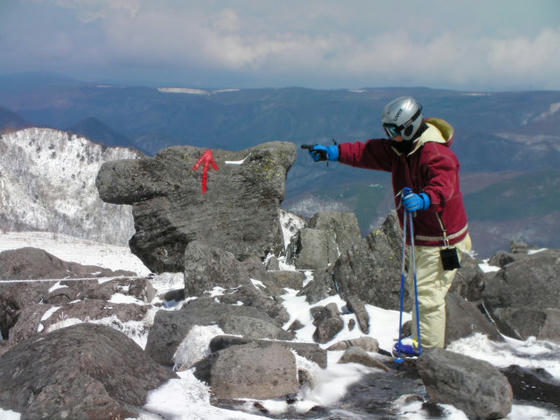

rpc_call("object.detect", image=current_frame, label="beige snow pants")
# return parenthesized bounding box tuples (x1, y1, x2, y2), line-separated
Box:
(408, 234, 472, 348)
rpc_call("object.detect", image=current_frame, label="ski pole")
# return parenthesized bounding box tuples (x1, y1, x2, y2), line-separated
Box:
(397, 207, 408, 349)
(408, 210, 423, 356)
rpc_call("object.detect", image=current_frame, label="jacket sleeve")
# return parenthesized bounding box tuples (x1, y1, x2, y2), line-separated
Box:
(338, 139, 393, 172)
(421, 144, 460, 212)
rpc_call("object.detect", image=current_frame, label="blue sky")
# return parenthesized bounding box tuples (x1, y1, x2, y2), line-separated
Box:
(1, 0, 559, 90)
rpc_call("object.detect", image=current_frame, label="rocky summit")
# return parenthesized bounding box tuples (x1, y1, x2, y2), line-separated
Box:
(96, 142, 296, 272)
(1, 139, 560, 419)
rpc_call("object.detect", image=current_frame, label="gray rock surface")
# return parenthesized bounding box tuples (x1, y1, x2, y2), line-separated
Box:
(445, 293, 503, 346)
(287, 228, 338, 270)
(209, 335, 327, 368)
(0, 247, 136, 280)
(500, 364, 560, 407)
(309, 211, 362, 254)
(218, 314, 293, 341)
(97, 142, 296, 272)
(193, 342, 299, 400)
(417, 348, 513, 420)
(286, 211, 362, 271)
(449, 252, 487, 302)
(0, 323, 176, 419)
(217, 285, 290, 324)
(0, 250, 153, 348)
(332, 213, 402, 309)
(8, 300, 147, 347)
(338, 347, 390, 372)
(346, 295, 370, 334)
(482, 249, 560, 341)
(327, 336, 380, 353)
(145, 298, 289, 366)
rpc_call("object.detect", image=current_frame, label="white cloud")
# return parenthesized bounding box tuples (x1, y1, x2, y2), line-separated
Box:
(7, 1, 560, 89)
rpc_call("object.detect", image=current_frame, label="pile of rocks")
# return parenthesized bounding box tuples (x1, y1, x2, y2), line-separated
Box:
(1, 142, 559, 418)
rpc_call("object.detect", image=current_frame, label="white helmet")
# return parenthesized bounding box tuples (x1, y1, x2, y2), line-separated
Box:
(381, 96, 423, 141)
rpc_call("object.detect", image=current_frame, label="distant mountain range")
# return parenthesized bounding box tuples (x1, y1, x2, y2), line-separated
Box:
(1, 72, 559, 257)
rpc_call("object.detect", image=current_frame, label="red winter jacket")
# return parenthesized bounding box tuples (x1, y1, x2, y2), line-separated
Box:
(339, 118, 468, 247)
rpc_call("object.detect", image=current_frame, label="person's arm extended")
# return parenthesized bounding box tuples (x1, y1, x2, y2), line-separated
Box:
(338, 139, 393, 171)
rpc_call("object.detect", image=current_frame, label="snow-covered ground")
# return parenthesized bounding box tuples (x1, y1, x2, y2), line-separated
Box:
(1, 231, 559, 419)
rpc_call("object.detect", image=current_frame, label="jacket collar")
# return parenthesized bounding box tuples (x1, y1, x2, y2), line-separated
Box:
(392, 118, 454, 156)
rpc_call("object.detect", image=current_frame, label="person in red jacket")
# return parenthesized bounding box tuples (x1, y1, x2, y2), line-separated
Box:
(307, 96, 472, 351)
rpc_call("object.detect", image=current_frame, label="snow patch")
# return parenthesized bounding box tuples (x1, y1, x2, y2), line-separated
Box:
(173, 325, 224, 370)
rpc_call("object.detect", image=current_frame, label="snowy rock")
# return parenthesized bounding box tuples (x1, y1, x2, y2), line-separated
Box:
(500, 364, 560, 407)
(7, 299, 148, 347)
(209, 335, 327, 368)
(346, 295, 370, 334)
(183, 241, 285, 298)
(193, 342, 299, 400)
(327, 336, 380, 353)
(145, 298, 288, 366)
(338, 347, 390, 372)
(0, 128, 141, 244)
(217, 284, 290, 324)
(311, 304, 344, 344)
(0, 323, 176, 419)
(96, 142, 296, 272)
(296, 269, 335, 304)
(0, 247, 136, 280)
(218, 314, 293, 340)
(417, 348, 513, 420)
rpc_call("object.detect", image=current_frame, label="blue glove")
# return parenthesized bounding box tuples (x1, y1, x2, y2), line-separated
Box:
(309, 145, 339, 162)
(403, 190, 431, 212)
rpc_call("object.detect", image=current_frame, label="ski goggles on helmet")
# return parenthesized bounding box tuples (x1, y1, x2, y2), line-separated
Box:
(382, 105, 423, 139)
(383, 123, 402, 139)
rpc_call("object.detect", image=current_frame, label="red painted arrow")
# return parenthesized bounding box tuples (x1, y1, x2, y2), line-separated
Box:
(192, 149, 219, 194)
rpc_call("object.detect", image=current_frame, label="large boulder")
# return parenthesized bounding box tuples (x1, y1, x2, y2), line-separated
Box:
(193, 342, 299, 400)
(482, 249, 560, 341)
(445, 293, 503, 346)
(331, 213, 402, 309)
(417, 348, 513, 420)
(96, 142, 296, 272)
(0, 323, 176, 419)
